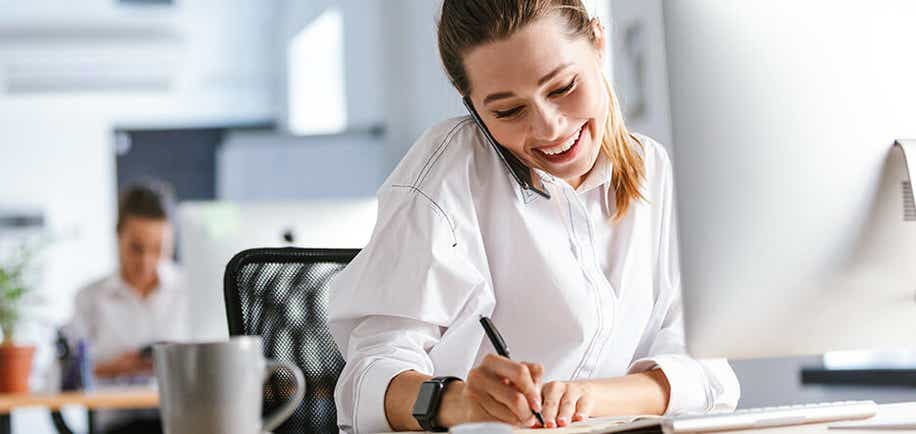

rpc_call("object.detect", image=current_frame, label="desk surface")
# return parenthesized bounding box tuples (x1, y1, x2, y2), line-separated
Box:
(0, 387, 158, 413)
(376, 402, 916, 433)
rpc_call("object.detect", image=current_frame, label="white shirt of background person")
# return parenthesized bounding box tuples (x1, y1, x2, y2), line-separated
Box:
(328, 3, 740, 434)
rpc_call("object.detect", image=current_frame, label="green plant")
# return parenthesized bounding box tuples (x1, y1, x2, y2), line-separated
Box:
(0, 244, 34, 345)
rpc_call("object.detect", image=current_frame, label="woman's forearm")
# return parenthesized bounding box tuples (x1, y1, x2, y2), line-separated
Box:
(384, 369, 668, 431)
(584, 369, 671, 416)
(385, 371, 428, 430)
(92, 351, 151, 379)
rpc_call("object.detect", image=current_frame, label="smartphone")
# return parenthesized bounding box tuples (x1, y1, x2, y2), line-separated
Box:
(462, 97, 551, 199)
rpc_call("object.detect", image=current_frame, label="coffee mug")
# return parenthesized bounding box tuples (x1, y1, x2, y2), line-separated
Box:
(154, 336, 305, 434)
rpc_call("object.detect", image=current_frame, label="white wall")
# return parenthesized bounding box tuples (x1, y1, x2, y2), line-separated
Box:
(378, 0, 466, 168)
(608, 0, 673, 147)
(217, 131, 387, 200)
(224, 0, 466, 197)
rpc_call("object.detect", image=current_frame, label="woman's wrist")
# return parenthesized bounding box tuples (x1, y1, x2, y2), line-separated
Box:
(577, 370, 671, 417)
(437, 379, 469, 428)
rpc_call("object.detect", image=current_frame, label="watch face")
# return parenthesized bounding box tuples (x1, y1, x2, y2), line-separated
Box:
(413, 382, 440, 415)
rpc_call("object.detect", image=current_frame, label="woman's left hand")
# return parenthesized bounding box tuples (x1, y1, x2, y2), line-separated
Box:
(540, 380, 594, 428)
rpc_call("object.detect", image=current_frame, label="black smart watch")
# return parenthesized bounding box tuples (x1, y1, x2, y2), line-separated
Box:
(412, 376, 461, 432)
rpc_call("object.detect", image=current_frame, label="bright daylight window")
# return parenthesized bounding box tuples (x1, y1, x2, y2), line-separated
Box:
(288, 7, 347, 135)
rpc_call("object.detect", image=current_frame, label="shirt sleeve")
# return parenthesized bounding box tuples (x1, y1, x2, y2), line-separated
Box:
(626, 146, 741, 415)
(64, 287, 95, 347)
(328, 186, 493, 434)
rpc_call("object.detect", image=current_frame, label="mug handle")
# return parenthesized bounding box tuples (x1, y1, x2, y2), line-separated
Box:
(262, 359, 306, 432)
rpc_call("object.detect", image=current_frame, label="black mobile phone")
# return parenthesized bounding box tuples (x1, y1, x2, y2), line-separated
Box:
(462, 97, 550, 199)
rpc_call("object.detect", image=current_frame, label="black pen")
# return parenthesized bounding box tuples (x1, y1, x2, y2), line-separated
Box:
(479, 315, 545, 427)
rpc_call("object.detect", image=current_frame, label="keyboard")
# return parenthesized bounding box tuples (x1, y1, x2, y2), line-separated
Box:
(669, 400, 878, 432)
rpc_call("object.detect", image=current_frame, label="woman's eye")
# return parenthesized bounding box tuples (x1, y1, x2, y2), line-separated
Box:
(550, 77, 577, 97)
(494, 106, 523, 119)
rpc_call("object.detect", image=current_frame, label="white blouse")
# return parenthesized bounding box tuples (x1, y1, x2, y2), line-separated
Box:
(328, 116, 740, 434)
(69, 261, 189, 364)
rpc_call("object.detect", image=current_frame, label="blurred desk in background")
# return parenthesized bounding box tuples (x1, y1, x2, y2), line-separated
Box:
(0, 387, 158, 434)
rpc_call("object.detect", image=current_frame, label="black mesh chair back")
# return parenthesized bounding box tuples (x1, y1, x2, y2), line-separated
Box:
(224, 247, 358, 434)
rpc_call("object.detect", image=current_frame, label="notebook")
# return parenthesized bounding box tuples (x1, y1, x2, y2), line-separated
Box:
(514, 415, 669, 434)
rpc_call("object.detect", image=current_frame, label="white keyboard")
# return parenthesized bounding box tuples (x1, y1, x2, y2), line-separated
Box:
(669, 400, 878, 432)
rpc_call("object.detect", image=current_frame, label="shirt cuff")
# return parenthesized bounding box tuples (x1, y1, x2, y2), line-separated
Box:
(627, 354, 710, 416)
(354, 359, 423, 434)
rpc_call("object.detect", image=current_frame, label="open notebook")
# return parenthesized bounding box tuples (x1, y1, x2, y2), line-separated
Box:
(514, 415, 669, 434)
(373, 416, 669, 434)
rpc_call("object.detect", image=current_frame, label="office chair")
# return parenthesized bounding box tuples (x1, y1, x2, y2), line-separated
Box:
(224, 247, 359, 434)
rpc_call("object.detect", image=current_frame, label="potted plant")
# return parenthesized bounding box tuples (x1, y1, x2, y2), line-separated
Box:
(0, 243, 37, 394)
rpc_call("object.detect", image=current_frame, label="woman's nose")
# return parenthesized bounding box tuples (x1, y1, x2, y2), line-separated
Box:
(529, 102, 564, 142)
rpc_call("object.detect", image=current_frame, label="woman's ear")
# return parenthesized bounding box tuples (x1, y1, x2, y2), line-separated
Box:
(590, 18, 607, 61)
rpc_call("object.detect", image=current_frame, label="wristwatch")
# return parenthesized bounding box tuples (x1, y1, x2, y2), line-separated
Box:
(412, 376, 462, 432)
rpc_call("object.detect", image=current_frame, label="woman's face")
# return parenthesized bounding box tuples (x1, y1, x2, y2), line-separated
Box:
(464, 14, 608, 190)
(117, 216, 171, 291)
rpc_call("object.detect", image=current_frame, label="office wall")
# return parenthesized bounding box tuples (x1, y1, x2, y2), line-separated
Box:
(378, 0, 467, 167)
(217, 131, 387, 200)
(221, 0, 468, 198)
(608, 0, 673, 147)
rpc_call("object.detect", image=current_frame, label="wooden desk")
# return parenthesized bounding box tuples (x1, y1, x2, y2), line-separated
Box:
(0, 387, 158, 434)
(375, 402, 916, 433)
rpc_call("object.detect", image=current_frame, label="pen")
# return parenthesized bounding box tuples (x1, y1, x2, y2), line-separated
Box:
(479, 315, 545, 427)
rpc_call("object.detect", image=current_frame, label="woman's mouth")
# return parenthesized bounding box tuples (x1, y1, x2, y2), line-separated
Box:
(534, 123, 586, 163)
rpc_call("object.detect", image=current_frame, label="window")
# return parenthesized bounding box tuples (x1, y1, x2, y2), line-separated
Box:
(288, 7, 347, 135)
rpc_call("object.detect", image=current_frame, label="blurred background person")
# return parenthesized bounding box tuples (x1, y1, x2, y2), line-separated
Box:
(66, 182, 189, 434)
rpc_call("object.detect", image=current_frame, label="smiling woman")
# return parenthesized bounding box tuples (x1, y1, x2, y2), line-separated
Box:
(440, 1, 644, 220)
(327, 1, 740, 433)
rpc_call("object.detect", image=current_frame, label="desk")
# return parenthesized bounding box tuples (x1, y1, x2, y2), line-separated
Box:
(0, 387, 158, 434)
(375, 402, 916, 433)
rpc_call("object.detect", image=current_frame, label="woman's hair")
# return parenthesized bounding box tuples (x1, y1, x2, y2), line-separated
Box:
(437, 0, 645, 220)
(116, 182, 175, 233)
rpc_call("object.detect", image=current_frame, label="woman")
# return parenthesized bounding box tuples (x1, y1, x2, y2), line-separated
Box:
(328, 1, 740, 432)
(68, 183, 188, 434)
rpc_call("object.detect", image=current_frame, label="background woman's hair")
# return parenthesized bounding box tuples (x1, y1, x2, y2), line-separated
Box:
(116, 181, 176, 232)
(437, 0, 645, 221)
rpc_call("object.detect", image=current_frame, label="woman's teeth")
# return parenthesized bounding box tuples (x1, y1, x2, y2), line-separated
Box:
(539, 128, 581, 156)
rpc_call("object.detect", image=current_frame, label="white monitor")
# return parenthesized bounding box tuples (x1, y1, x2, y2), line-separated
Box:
(663, 1, 916, 359)
(177, 199, 377, 341)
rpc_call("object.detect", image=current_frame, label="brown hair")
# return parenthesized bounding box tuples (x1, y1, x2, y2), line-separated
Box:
(437, 0, 645, 220)
(116, 182, 174, 233)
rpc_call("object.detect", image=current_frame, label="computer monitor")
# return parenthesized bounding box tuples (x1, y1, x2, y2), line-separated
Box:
(663, 1, 916, 359)
(177, 199, 377, 341)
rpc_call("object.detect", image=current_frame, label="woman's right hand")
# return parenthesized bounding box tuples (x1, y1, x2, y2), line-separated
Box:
(461, 353, 545, 427)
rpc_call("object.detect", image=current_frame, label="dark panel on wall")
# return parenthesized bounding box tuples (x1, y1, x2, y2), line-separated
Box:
(115, 128, 223, 201)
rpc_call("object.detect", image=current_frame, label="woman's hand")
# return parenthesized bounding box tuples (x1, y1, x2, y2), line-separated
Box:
(461, 353, 545, 427)
(540, 380, 594, 428)
(93, 351, 153, 378)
